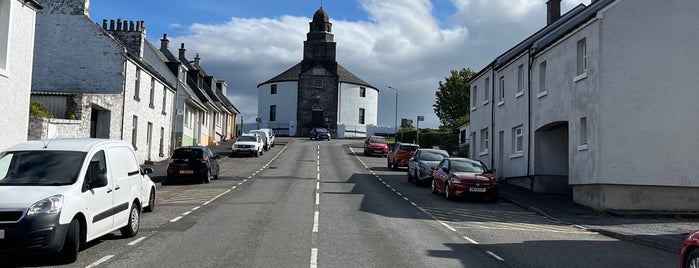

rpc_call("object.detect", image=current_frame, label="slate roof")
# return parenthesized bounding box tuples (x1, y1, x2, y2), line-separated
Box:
(258, 63, 376, 90)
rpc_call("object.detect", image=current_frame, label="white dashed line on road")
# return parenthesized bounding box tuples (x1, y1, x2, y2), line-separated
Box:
(85, 255, 113, 268)
(127, 237, 147, 246)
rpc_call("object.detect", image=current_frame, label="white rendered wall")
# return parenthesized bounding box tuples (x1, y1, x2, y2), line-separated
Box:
(0, 1, 36, 151)
(469, 68, 494, 169)
(338, 83, 378, 126)
(257, 81, 298, 125)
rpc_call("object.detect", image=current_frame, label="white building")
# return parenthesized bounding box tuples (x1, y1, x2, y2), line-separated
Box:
(31, 0, 175, 163)
(469, 0, 699, 211)
(257, 7, 378, 137)
(0, 0, 41, 151)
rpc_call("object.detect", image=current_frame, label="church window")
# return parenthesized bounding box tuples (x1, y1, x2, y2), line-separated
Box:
(360, 87, 366, 97)
(358, 108, 365, 124)
(271, 84, 277, 95)
(314, 79, 323, 89)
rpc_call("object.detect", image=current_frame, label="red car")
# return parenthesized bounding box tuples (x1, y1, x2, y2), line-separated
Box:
(363, 136, 389, 157)
(387, 142, 419, 170)
(431, 157, 498, 202)
(681, 230, 699, 268)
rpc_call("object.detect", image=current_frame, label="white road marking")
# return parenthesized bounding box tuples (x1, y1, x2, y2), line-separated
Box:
(316, 182, 320, 189)
(315, 193, 320, 205)
(463, 236, 479, 244)
(410, 202, 417, 206)
(85, 255, 113, 268)
(313, 211, 319, 232)
(310, 248, 318, 268)
(191, 206, 201, 211)
(182, 211, 192, 216)
(169, 216, 183, 222)
(127, 237, 147, 246)
(487, 251, 505, 261)
(403, 197, 409, 201)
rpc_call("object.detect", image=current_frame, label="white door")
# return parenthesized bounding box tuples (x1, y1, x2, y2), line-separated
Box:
(107, 146, 141, 228)
(83, 149, 115, 239)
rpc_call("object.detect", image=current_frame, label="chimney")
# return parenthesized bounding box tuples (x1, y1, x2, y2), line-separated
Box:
(160, 34, 169, 50)
(179, 43, 186, 59)
(194, 53, 201, 69)
(547, 0, 562, 25)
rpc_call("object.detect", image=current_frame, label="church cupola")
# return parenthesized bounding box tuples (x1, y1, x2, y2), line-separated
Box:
(302, 7, 337, 72)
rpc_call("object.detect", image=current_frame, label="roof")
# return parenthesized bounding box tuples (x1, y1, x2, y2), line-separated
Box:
(258, 63, 376, 90)
(5, 139, 129, 152)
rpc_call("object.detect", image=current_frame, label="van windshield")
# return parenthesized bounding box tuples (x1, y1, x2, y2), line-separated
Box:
(0, 151, 86, 186)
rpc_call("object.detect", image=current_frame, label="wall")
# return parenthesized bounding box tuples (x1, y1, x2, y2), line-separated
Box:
(338, 83, 378, 127)
(258, 81, 298, 126)
(0, 1, 36, 151)
(27, 116, 82, 140)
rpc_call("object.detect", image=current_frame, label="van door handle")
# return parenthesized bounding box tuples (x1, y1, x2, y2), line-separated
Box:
(107, 188, 113, 193)
(115, 186, 121, 191)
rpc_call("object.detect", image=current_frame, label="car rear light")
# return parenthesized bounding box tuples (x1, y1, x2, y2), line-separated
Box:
(200, 158, 209, 164)
(168, 158, 174, 164)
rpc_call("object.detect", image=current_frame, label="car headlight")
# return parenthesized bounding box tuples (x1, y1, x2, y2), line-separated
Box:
(449, 177, 462, 184)
(28, 195, 64, 215)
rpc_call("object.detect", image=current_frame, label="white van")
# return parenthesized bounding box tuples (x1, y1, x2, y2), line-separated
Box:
(258, 128, 275, 148)
(250, 129, 273, 151)
(0, 139, 156, 263)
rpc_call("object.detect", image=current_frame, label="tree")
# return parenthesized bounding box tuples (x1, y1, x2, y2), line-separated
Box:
(433, 68, 475, 128)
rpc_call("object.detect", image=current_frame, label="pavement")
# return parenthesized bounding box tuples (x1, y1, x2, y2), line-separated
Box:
(148, 138, 698, 254)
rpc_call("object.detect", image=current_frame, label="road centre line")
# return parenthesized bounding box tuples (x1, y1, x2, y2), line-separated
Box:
(313, 211, 320, 233)
(310, 248, 318, 268)
(463, 236, 479, 244)
(487, 251, 505, 261)
(85, 255, 113, 268)
(169, 216, 183, 222)
(182, 211, 192, 216)
(127, 237, 147, 246)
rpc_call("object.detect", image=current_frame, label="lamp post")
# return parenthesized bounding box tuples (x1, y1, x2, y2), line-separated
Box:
(387, 86, 398, 139)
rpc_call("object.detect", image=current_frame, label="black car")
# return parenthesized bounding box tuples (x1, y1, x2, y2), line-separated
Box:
(166, 146, 221, 184)
(309, 128, 331, 140)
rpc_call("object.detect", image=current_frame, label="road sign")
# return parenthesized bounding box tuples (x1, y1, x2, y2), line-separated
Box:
(417, 116, 424, 121)
(256, 117, 261, 123)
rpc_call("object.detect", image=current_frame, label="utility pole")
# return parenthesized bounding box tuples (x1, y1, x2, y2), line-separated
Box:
(387, 86, 398, 139)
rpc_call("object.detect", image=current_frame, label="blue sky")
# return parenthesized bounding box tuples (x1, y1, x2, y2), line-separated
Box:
(90, 0, 589, 129)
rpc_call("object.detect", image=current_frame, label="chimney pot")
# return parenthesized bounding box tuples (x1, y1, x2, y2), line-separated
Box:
(116, 19, 122, 31)
(109, 19, 115, 30)
(546, 0, 562, 25)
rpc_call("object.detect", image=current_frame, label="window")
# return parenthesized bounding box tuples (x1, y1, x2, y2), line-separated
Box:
(498, 76, 505, 105)
(202, 113, 208, 127)
(314, 79, 323, 88)
(159, 127, 165, 157)
(539, 61, 547, 94)
(134, 69, 141, 101)
(216, 112, 222, 126)
(184, 108, 191, 127)
(84, 151, 107, 186)
(146, 122, 153, 149)
(484, 77, 490, 103)
(0, 0, 10, 75)
(360, 87, 366, 97)
(359, 108, 365, 124)
(480, 128, 489, 154)
(471, 85, 477, 109)
(161, 87, 167, 114)
(470, 132, 476, 157)
(149, 78, 155, 108)
(517, 64, 524, 96)
(512, 125, 523, 154)
(579, 117, 588, 147)
(269, 105, 276, 121)
(577, 38, 587, 76)
(132, 115, 138, 150)
(271, 84, 277, 95)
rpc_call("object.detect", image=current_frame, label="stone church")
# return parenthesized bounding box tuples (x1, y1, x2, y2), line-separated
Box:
(257, 7, 378, 137)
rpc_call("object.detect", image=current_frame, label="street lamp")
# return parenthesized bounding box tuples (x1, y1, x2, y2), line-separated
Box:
(386, 86, 398, 138)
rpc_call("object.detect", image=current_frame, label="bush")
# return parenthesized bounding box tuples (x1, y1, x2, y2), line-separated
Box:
(29, 101, 53, 118)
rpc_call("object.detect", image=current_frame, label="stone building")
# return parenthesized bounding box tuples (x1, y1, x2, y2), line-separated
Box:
(257, 7, 378, 137)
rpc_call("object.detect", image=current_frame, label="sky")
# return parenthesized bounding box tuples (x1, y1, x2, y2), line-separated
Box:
(89, 0, 591, 129)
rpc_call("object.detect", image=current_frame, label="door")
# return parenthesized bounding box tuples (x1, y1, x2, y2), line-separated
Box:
(106, 145, 142, 229)
(311, 111, 323, 128)
(83, 149, 115, 239)
(498, 131, 504, 179)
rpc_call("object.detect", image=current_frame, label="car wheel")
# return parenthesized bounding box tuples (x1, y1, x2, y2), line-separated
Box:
(213, 171, 219, 180)
(120, 204, 140, 237)
(391, 161, 398, 171)
(364, 150, 369, 156)
(413, 170, 420, 185)
(58, 219, 80, 264)
(143, 188, 156, 212)
(407, 170, 413, 182)
(202, 170, 211, 184)
(444, 183, 453, 200)
(255, 150, 260, 157)
(387, 159, 392, 168)
(685, 248, 699, 268)
(431, 179, 438, 194)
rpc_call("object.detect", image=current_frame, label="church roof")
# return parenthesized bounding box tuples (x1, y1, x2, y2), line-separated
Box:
(313, 7, 329, 23)
(258, 63, 376, 90)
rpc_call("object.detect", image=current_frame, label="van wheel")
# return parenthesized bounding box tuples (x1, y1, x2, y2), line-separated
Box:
(120, 204, 140, 237)
(143, 188, 156, 212)
(58, 219, 80, 263)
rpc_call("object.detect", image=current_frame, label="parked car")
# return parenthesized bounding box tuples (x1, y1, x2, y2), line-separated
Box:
(387, 142, 419, 170)
(0, 139, 156, 263)
(363, 136, 389, 157)
(681, 230, 699, 268)
(407, 148, 449, 185)
(231, 133, 264, 157)
(166, 146, 221, 184)
(258, 128, 276, 148)
(250, 129, 272, 151)
(309, 128, 331, 140)
(431, 157, 498, 202)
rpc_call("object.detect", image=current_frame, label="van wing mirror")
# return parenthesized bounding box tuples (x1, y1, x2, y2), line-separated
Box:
(141, 167, 154, 175)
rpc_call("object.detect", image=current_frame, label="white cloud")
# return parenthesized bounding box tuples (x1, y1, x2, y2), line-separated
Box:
(167, 0, 589, 129)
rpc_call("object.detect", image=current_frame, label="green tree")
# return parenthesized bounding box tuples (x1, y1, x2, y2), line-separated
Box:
(433, 68, 475, 128)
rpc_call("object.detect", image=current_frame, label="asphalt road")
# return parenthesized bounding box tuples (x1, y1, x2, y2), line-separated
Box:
(4, 137, 679, 267)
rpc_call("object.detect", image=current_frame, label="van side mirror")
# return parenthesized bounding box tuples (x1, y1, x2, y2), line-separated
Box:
(141, 167, 154, 175)
(91, 174, 108, 189)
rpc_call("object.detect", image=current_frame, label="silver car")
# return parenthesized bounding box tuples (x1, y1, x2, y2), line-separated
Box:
(407, 148, 449, 185)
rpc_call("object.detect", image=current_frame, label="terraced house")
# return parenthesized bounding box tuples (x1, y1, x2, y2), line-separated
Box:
(468, 0, 699, 211)
(0, 0, 41, 151)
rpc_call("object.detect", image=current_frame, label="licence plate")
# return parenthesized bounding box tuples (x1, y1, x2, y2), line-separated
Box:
(179, 170, 194, 174)
(0, 229, 4, 239)
(469, 187, 486, 192)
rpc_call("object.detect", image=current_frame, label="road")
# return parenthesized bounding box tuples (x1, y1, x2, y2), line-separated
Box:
(4, 138, 678, 267)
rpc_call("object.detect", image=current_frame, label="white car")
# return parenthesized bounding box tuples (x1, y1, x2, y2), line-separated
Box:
(258, 128, 275, 148)
(0, 139, 156, 263)
(232, 133, 264, 157)
(249, 129, 273, 151)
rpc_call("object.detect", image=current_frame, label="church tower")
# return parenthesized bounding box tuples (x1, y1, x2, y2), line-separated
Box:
(297, 7, 340, 136)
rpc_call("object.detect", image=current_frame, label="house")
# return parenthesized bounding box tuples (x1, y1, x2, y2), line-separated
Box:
(468, 0, 699, 211)
(257, 7, 378, 137)
(30, 0, 175, 163)
(0, 0, 41, 151)
(456, 122, 470, 157)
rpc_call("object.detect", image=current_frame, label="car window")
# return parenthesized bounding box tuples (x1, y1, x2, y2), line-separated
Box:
(400, 145, 419, 151)
(369, 137, 386, 143)
(237, 136, 257, 142)
(0, 150, 86, 185)
(173, 148, 203, 159)
(451, 159, 487, 173)
(420, 151, 448, 161)
(85, 150, 108, 185)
